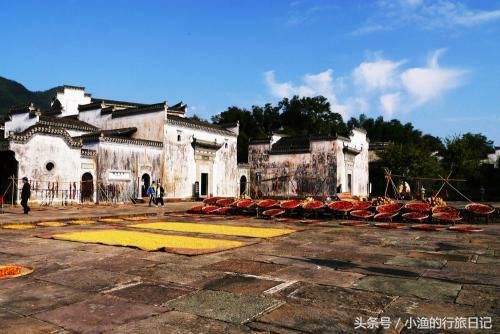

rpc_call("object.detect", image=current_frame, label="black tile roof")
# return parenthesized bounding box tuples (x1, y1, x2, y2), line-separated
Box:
(38, 115, 98, 132)
(169, 101, 187, 112)
(191, 138, 223, 151)
(270, 136, 311, 155)
(7, 124, 83, 148)
(78, 102, 103, 112)
(167, 115, 236, 136)
(91, 98, 146, 108)
(77, 129, 162, 147)
(101, 106, 114, 114)
(79, 127, 137, 139)
(111, 102, 166, 118)
(249, 137, 271, 145)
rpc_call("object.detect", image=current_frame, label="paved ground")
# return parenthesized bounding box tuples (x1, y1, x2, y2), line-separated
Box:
(0, 203, 499, 333)
(0, 202, 193, 225)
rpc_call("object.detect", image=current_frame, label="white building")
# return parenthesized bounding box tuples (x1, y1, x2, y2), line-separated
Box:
(485, 147, 500, 168)
(247, 129, 369, 197)
(0, 86, 238, 203)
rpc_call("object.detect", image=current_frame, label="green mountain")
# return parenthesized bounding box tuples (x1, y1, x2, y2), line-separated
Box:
(0, 76, 60, 117)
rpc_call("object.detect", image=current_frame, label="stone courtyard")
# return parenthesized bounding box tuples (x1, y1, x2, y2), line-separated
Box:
(0, 202, 498, 333)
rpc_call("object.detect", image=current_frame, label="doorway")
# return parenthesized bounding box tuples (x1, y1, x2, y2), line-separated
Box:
(0, 151, 18, 203)
(81, 173, 94, 202)
(347, 173, 352, 193)
(240, 175, 247, 195)
(201, 173, 208, 196)
(141, 173, 150, 197)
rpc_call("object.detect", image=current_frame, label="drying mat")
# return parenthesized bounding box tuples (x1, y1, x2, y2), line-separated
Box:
(99, 218, 124, 223)
(123, 216, 150, 221)
(341, 221, 370, 227)
(1, 224, 35, 230)
(166, 213, 203, 218)
(275, 218, 325, 224)
(129, 222, 298, 239)
(448, 226, 484, 233)
(0, 265, 33, 280)
(37, 221, 67, 227)
(38, 229, 251, 255)
(68, 220, 96, 225)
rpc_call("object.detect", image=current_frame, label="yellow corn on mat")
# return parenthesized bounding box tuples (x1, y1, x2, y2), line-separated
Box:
(37, 222, 67, 227)
(99, 218, 124, 223)
(47, 229, 248, 255)
(130, 222, 297, 238)
(69, 220, 96, 225)
(124, 216, 149, 221)
(1, 224, 35, 229)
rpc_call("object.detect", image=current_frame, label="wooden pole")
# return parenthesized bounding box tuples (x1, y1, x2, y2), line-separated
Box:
(11, 175, 14, 207)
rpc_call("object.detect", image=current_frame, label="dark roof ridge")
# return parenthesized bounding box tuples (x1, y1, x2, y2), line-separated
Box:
(249, 137, 271, 145)
(167, 115, 236, 136)
(38, 115, 98, 132)
(8, 124, 83, 148)
(78, 101, 104, 112)
(111, 102, 166, 118)
(79, 127, 137, 138)
(91, 97, 147, 108)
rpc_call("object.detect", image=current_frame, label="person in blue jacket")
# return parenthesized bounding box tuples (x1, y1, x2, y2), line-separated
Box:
(147, 181, 157, 206)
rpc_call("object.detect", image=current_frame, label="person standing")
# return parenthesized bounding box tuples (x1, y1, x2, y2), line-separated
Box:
(147, 181, 157, 207)
(156, 182, 165, 206)
(21, 177, 31, 214)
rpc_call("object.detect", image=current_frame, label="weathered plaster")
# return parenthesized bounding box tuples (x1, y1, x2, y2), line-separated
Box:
(10, 134, 83, 203)
(248, 129, 369, 197)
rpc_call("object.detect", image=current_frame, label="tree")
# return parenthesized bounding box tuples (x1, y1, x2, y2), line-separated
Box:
(441, 133, 494, 174)
(278, 96, 348, 136)
(378, 143, 442, 179)
(440, 133, 495, 199)
(212, 106, 263, 162)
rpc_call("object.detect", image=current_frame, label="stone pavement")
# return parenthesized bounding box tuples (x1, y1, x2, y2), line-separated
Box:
(0, 203, 499, 333)
(0, 202, 197, 225)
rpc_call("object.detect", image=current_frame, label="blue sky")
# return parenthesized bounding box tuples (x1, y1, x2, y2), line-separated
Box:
(1, 0, 499, 143)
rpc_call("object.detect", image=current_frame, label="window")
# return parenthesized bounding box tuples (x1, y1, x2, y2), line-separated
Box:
(177, 134, 181, 142)
(225, 142, 228, 148)
(45, 162, 55, 172)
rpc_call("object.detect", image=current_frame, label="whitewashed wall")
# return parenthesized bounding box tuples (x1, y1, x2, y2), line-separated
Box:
(335, 129, 369, 196)
(248, 131, 369, 197)
(56, 87, 91, 117)
(4, 113, 39, 138)
(96, 141, 163, 201)
(10, 134, 82, 203)
(163, 122, 238, 198)
(79, 108, 164, 141)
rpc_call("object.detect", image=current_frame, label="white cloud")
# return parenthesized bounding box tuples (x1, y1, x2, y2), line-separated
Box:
(380, 92, 400, 116)
(264, 69, 351, 117)
(353, 59, 404, 91)
(264, 48, 467, 118)
(350, 24, 390, 36)
(264, 71, 295, 99)
(353, 0, 500, 35)
(400, 49, 466, 105)
(452, 9, 500, 26)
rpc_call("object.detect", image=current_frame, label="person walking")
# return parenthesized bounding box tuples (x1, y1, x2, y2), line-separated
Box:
(156, 182, 165, 206)
(147, 181, 157, 207)
(21, 177, 31, 214)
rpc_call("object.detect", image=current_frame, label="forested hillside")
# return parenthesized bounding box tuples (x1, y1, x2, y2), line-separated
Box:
(0, 76, 59, 116)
